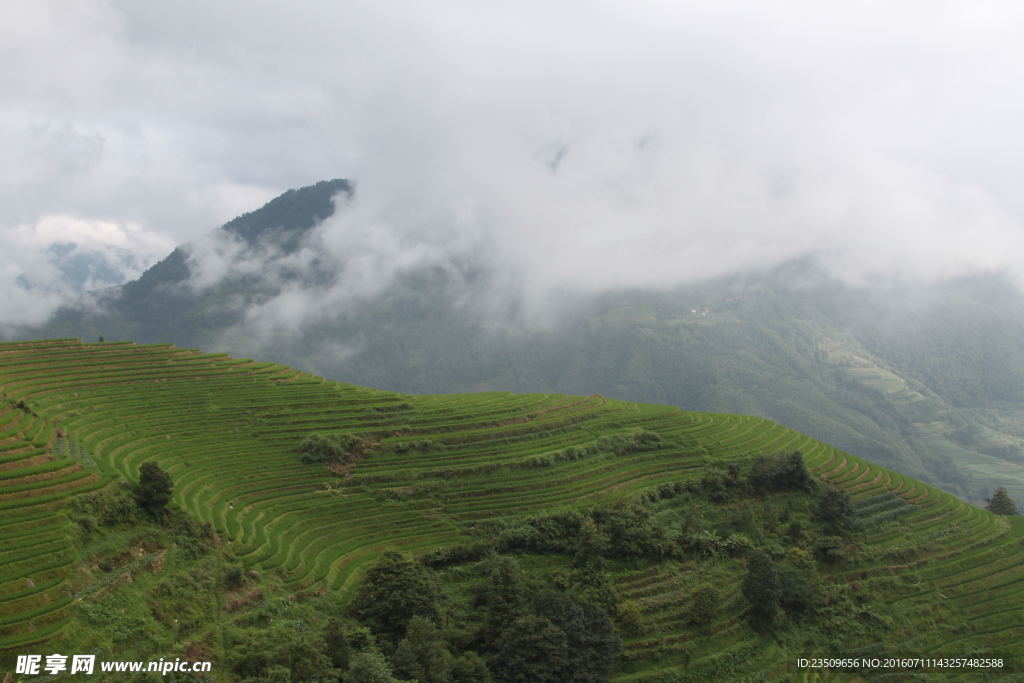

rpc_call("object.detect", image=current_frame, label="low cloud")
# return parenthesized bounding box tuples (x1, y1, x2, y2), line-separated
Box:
(0, 213, 173, 329)
(6, 1, 1024, 332)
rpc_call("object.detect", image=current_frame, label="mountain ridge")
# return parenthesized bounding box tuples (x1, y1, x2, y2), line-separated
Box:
(17, 180, 1024, 507)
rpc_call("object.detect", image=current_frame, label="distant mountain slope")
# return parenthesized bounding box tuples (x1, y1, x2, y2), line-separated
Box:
(37, 179, 351, 347)
(19, 180, 1024, 506)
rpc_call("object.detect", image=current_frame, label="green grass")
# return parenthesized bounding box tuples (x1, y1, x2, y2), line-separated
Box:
(0, 338, 1021, 679)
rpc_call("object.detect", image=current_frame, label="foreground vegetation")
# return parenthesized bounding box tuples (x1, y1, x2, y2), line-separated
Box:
(0, 339, 1022, 680)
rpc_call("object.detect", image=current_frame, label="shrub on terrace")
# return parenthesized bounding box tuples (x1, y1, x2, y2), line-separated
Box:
(815, 535, 849, 564)
(986, 487, 1019, 515)
(775, 561, 818, 615)
(551, 564, 619, 615)
(226, 620, 338, 681)
(748, 451, 813, 493)
(300, 432, 359, 463)
(492, 615, 569, 683)
(476, 554, 532, 644)
(347, 649, 399, 683)
(136, 461, 173, 520)
(816, 486, 857, 536)
(537, 592, 619, 683)
(324, 618, 353, 672)
(392, 616, 454, 683)
(598, 428, 665, 456)
(616, 600, 645, 635)
(350, 552, 444, 646)
(690, 585, 720, 630)
(740, 549, 821, 627)
(591, 502, 672, 559)
(71, 485, 138, 532)
(224, 564, 245, 589)
(742, 550, 781, 628)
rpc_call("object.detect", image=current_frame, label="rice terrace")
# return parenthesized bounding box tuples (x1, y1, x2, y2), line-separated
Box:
(0, 337, 1019, 680)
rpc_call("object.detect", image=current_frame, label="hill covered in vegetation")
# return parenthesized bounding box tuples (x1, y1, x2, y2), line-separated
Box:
(0, 339, 1021, 680)
(23, 181, 1024, 508)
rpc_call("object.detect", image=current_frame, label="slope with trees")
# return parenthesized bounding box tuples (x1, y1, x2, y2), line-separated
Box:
(0, 339, 1021, 679)
(19, 181, 1024, 508)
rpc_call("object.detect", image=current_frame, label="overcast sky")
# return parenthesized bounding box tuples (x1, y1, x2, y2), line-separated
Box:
(4, 1, 1024, 324)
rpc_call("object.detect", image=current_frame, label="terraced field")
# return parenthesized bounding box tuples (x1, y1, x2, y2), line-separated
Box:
(0, 348, 110, 651)
(0, 339, 1021, 679)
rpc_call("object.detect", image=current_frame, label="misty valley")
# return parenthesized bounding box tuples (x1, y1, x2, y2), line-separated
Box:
(9, 3, 1024, 679)
(1, 181, 1022, 681)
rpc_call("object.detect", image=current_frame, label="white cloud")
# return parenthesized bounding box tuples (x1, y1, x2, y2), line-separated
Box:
(0, 212, 174, 328)
(5, 0, 1024, 328)
(24, 214, 172, 255)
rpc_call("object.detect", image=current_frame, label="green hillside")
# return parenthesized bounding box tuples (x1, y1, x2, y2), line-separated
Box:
(29, 180, 1024, 508)
(1, 339, 1021, 680)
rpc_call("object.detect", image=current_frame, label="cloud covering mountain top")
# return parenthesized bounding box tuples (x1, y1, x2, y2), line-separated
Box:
(4, 1, 1024, 327)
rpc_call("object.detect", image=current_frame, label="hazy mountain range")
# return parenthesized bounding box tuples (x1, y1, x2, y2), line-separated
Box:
(23, 180, 1024, 505)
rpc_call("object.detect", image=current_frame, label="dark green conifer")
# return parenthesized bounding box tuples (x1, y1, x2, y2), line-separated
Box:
(986, 487, 1019, 515)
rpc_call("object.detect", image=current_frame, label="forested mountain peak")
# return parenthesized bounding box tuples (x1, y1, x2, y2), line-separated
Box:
(222, 178, 351, 246)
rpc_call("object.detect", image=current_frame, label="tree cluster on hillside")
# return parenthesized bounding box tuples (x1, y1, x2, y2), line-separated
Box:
(72, 461, 175, 528)
(741, 549, 820, 630)
(56, 446, 886, 681)
(277, 450, 868, 675)
(344, 551, 619, 682)
(410, 452, 872, 649)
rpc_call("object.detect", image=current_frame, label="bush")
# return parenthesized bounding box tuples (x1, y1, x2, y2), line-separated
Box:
(986, 487, 1019, 515)
(681, 529, 751, 559)
(815, 536, 849, 564)
(451, 651, 491, 683)
(492, 616, 569, 683)
(476, 554, 533, 644)
(741, 550, 781, 628)
(775, 561, 818, 614)
(748, 451, 813, 493)
(537, 593, 619, 683)
(300, 432, 358, 464)
(324, 618, 353, 671)
(420, 542, 492, 568)
(598, 429, 664, 456)
(616, 600, 645, 635)
(136, 462, 173, 519)
(350, 552, 443, 645)
(698, 468, 732, 503)
(816, 486, 856, 536)
(150, 567, 218, 634)
(591, 503, 672, 559)
(347, 650, 398, 683)
(392, 616, 453, 683)
(71, 486, 138, 532)
(169, 513, 213, 560)
(224, 565, 245, 589)
(690, 586, 719, 629)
